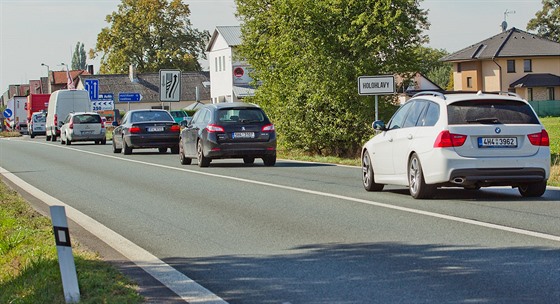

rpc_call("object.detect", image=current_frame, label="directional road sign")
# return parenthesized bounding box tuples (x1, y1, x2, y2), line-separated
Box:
(84, 79, 99, 101)
(118, 92, 143, 102)
(160, 69, 181, 102)
(3, 108, 13, 118)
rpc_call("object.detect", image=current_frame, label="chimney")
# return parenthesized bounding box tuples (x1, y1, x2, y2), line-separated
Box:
(129, 64, 138, 83)
(87, 65, 94, 75)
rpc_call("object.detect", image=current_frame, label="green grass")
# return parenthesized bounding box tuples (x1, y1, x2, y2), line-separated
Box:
(541, 117, 559, 186)
(0, 182, 143, 304)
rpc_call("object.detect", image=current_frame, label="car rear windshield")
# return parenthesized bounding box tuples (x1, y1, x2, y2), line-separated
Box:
(217, 108, 267, 123)
(131, 111, 173, 123)
(447, 99, 540, 125)
(33, 114, 46, 122)
(73, 114, 102, 124)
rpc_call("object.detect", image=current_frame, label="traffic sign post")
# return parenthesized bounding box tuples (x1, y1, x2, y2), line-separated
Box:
(358, 75, 395, 120)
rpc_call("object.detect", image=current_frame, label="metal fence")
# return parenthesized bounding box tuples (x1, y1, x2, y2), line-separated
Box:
(529, 100, 560, 117)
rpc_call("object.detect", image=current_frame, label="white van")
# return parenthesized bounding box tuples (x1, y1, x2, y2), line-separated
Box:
(29, 111, 47, 138)
(46, 90, 91, 141)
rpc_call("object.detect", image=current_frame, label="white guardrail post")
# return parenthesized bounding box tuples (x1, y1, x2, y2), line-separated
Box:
(50, 205, 80, 303)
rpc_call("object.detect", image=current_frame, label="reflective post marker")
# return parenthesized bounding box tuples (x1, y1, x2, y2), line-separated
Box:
(50, 206, 80, 303)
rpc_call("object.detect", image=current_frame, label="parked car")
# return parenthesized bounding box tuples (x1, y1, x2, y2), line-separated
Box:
(60, 112, 106, 145)
(112, 109, 180, 155)
(170, 110, 191, 126)
(361, 91, 550, 199)
(179, 102, 277, 167)
(29, 111, 47, 138)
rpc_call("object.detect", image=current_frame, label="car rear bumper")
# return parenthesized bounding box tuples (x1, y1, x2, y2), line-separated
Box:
(420, 148, 550, 186)
(204, 141, 276, 159)
(69, 134, 106, 142)
(126, 134, 179, 149)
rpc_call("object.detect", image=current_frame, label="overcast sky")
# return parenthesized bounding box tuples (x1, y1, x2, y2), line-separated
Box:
(0, 0, 542, 92)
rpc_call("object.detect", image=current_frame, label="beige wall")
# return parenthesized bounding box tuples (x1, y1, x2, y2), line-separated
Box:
(453, 56, 560, 94)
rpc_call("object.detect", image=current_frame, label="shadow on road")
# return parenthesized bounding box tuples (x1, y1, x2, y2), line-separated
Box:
(164, 242, 560, 303)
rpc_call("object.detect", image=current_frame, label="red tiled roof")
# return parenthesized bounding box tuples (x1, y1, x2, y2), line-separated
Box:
(52, 70, 91, 85)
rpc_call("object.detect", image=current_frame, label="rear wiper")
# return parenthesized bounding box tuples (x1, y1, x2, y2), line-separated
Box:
(467, 117, 501, 124)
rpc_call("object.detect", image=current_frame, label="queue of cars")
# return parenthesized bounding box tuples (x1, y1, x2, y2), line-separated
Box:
(26, 90, 550, 197)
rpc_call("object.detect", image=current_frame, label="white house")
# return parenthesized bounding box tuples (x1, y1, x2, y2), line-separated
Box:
(206, 26, 255, 103)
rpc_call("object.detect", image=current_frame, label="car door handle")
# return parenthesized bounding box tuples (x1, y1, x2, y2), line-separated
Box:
(408, 134, 413, 140)
(388, 137, 393, 142)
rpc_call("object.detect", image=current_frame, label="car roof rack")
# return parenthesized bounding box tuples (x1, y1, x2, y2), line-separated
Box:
(412, 91, 446, 100)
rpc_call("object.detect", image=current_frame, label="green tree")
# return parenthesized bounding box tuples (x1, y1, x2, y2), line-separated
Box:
(71, 42, 87, 70)
(236, 0, 428, 157)
(527, 0, 560, 42)
(91, 0, 209, 74)
(413, 46, 451, 90)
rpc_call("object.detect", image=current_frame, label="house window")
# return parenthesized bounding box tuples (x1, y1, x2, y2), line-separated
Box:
(215, 58, 218, 72)
(548, 87, 555, 100)
(466, 77, 473, 88)
(524, 59, 532, 72)
(223, 56, 226, 71)
(457, 63, 462, 72)
(219, 56, 222, 71)
(527, 88, 533, 101)
(507, 60, 515, 73)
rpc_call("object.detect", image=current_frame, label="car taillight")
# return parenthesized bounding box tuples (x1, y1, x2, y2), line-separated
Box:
(434, 130, 467, 148)
(129, 126, 141, 133)
(69, 121, 74, 129)
(262, 124, 275, 132)
(54, 114, 58, 127)
(527, 130, 549, 146)
(170, 125, 181, 132)
(206, 124, 225, 133)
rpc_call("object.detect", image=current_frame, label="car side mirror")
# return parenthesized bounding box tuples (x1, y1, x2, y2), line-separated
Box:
(112, 121, 118, 127)
(180, 120, 189, 127)
(372, 120, 387, 131)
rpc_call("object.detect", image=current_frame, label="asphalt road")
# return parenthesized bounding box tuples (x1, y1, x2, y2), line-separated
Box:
(1, 136, 559, 303)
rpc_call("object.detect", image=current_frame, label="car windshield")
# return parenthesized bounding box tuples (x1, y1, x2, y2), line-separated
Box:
(33, 114, 46, 123)
(171, 111, 188, 118)
(131, 111, 173, 123)
(217, 108, 266, 123)
(447, 99, 540, 125)
(73, 114, 102, 124)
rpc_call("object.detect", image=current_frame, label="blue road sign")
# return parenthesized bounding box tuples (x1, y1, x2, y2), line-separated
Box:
(3, 108, 13, 118)
(98, 93, 114, 101)
(84, 79, 99, 101)
(118, 92, 142, 102)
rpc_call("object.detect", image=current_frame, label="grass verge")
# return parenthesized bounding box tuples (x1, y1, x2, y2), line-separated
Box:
(0, 181, 143, 304)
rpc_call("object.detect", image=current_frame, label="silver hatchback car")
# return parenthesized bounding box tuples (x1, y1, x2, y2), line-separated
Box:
(60, 112, 107, 145)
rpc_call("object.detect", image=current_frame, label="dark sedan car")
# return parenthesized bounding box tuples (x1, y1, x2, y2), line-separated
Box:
(112, 109, 180, 155)
(179, 102, 277, 167)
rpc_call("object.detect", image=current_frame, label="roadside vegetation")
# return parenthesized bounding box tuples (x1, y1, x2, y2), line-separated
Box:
(0, 182, 143, 304)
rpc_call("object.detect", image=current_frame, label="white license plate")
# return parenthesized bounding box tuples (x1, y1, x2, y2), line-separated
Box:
(478, 137, 517, 148)
(233, 132, 255, 139)
(147, 126, 164, 132)
(81, 130, 93, 134)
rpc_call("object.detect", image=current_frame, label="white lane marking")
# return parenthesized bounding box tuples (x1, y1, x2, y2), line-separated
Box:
(0, 164, 227, 304)
(70, 142, 560, 243)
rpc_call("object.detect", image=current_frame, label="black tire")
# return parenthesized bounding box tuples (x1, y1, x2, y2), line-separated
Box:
(170, 146, 179, 154)
(179, 140, 192, 165)
(101, 139, 106, 145)
(518, 181, 547, 197)
(112, 140, 121, 153)
(263, 153, 276, 167)
(158, 147, 168, 153)
(46, 134, 51, 141)
(243, 157, 255, 165)
(408, 153, 435, 199)
(51, 134, 57, 142)
(123, 138, 132, 155)
(30, 133, 35, 139)
(66, 138, 71, 145)
(197, 140, 210, 167)
(60, 137, 65, 145)
(362, 151, 384, 191)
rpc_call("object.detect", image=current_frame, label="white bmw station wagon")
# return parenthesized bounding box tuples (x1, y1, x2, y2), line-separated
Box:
(361, 91, 550, 199)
